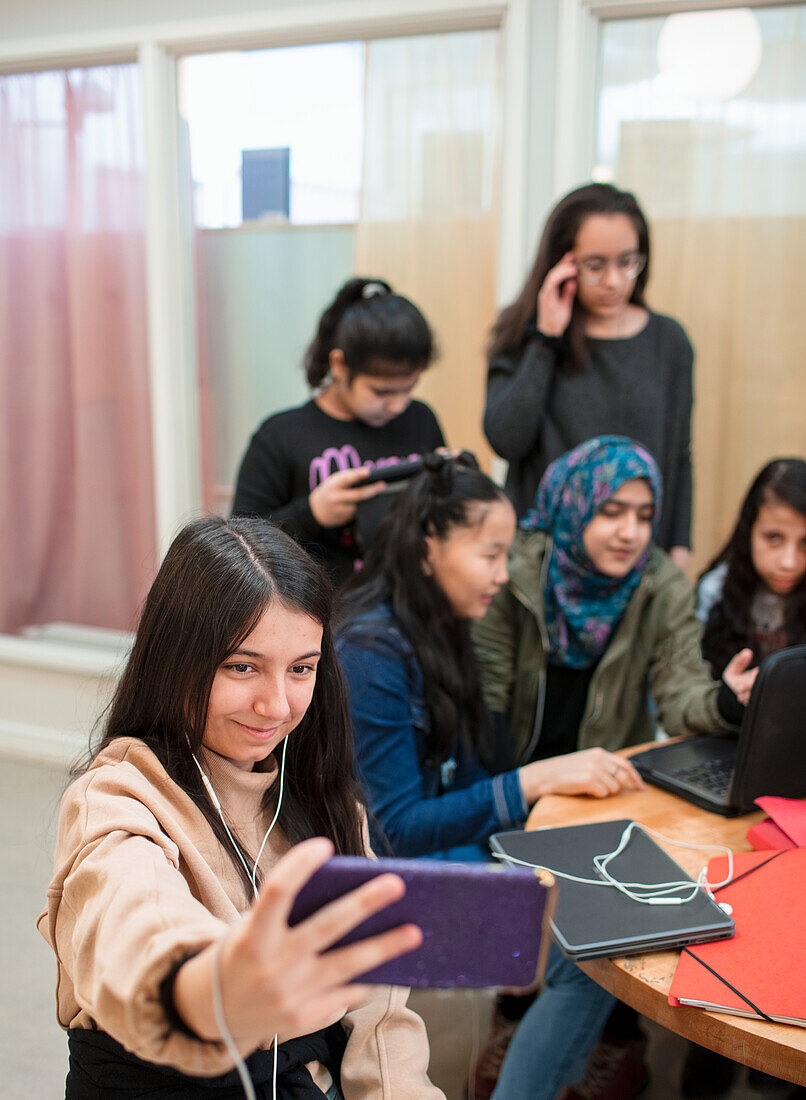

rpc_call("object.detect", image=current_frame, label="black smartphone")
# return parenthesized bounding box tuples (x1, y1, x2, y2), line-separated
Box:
(360, 457, 426, 486)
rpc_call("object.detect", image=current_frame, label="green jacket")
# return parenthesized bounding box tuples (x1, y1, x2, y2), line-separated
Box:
(472, 530, 732, 765)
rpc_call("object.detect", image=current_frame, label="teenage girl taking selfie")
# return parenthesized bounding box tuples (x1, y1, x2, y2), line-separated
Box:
(39, 518, 442, 1100)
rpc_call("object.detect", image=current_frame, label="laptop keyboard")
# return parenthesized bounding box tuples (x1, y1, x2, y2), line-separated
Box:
(669, 759, 733, 796)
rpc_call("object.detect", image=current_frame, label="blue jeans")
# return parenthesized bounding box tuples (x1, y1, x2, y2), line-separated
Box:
(491, 944, 614, 1100)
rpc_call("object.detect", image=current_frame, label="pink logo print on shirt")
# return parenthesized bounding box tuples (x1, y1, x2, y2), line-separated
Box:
(308, 447, 424, 491)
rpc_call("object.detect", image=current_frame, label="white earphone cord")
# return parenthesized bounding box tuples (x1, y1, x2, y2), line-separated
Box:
(492, 821, 734, 906)
(190, 738, 289, 1100)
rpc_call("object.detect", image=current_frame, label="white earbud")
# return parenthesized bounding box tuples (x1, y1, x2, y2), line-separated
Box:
(194, 764, 222, 811)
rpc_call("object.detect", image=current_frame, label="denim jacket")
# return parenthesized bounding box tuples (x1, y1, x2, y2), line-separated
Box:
(336, 603, 527, 860)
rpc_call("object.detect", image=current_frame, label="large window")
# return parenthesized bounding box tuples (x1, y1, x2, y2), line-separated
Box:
(0, 26, 502, 642)
(595, 5, 806, 566)
(180, 29, 501, 514)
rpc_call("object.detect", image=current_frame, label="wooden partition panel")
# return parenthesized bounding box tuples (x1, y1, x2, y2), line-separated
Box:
(354, 214, 497, 469)
(649, 216, 806, 573)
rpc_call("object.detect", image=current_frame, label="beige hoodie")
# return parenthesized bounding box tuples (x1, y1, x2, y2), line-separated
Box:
(38, 737, 443, 1097)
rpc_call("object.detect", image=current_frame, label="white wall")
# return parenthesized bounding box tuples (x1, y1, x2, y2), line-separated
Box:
(0, 0, 373, 42)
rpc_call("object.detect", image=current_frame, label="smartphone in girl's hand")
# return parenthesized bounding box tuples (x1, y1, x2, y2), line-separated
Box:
(288, 855, 555, 988)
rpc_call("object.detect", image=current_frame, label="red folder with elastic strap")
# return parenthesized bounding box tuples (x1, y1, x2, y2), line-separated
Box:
(669, 849, 806, 1027)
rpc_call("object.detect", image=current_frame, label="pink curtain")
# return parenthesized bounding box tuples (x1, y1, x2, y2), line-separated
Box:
(0, 65, 157, 634)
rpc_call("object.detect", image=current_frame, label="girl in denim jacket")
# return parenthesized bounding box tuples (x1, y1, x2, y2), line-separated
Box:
(336, 453, 639, 1100)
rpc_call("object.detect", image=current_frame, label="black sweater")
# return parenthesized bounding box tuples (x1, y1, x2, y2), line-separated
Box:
(232, 399, 444, 584)
(484, 312, 694, 550)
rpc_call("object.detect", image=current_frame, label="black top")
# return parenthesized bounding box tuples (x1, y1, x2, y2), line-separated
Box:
(531, 663, 597, 763)
(484, 312, 694, 550)
(232, 399, 444, 585)
(66, 1024, 346, 1099)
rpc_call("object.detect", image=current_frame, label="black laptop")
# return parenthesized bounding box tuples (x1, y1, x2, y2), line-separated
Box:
(631, 645, 806, 816)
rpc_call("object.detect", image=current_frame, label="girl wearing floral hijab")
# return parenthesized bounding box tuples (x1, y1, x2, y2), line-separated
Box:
(472, 436, 757, 1100)
(523, 435, 663, 668)
(475, 435, 755, 779)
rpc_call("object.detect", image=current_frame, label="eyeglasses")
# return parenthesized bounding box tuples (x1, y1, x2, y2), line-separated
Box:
(575, 253, 646, 286)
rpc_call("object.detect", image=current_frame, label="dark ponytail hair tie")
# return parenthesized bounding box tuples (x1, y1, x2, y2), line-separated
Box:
(423, 452, 448, 474)
(422, 450, 480, 501)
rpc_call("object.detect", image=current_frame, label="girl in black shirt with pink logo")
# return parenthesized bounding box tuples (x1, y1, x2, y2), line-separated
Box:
(232, 278, 444, 584)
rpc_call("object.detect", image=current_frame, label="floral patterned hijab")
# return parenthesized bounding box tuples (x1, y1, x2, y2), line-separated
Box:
(521, 436, 663, 668)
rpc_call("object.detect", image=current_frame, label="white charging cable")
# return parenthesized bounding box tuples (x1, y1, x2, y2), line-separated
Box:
(492, 821, 734, 906)
(211, 935, 259, 1100)
(189, 737, 289, 1100)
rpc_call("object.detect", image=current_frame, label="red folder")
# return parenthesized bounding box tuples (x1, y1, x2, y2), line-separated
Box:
(669, 849, 806, 1027)
(747, 796, 806, 851)
(746, 820, 795, 851)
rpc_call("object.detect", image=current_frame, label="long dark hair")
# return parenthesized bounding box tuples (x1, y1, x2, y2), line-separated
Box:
(84, 517, 364, 899)
(304, 277, 435, 387)
(700, 458, 806, 677)
(488, 183, 650, 369)
(340, 454, 511, 766)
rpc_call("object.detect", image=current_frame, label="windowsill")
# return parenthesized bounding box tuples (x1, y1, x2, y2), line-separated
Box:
(200, 221, 356, 234)
(0, 630, 132, 677)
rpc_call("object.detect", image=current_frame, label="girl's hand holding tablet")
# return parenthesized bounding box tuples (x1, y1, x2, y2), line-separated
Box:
(173, 838, 420, 1049)
(309, 466, 387, 527)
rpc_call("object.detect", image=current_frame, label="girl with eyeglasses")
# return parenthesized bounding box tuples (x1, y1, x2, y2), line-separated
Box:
(484, 183, 694, 572)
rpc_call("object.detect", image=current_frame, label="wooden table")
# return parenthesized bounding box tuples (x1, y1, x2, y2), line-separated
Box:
(526, 751, 806, 1085)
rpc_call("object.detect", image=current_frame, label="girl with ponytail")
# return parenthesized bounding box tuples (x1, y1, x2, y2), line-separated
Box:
(232, 278, 443, 585)
(335, 453, 621, 1100)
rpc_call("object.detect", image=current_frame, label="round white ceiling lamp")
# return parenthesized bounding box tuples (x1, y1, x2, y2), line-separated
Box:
(656, 8, 762, 101)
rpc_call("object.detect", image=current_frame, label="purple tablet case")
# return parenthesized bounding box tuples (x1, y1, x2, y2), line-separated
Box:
(287, 855, 552, 988)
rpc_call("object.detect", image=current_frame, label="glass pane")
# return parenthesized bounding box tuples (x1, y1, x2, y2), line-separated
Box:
(0, 64, 156, 636)
(595, 6, 806, 566)
(361, 30, 499, 220)
(180, 44, 363, 513)
(180, 43, 364, 228)
(357, 29, 501, 463)
(196, 227, 354, 512)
